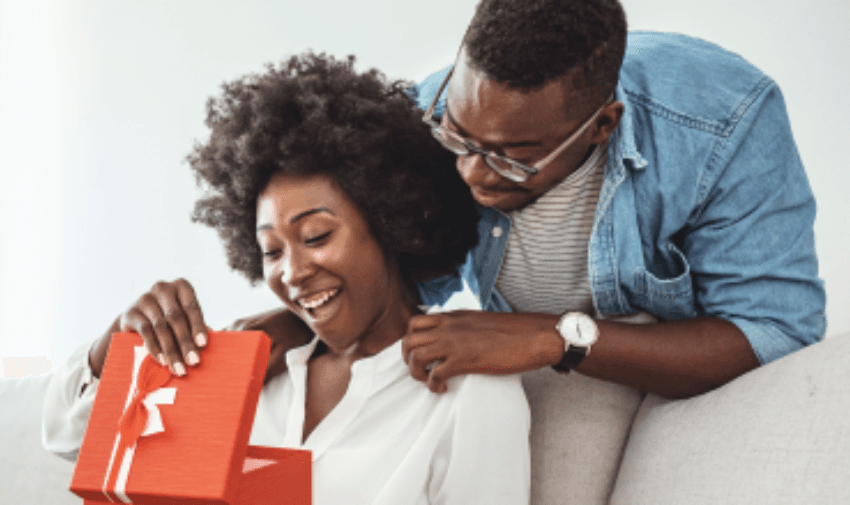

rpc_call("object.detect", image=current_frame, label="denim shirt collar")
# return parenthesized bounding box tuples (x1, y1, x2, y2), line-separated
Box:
(611, 83, 648, 174)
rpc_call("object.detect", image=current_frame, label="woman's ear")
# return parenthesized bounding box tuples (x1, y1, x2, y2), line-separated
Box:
(589, 100, 624, 144)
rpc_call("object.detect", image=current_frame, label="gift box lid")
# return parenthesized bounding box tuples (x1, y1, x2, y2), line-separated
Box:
(71, 331, 271, 504)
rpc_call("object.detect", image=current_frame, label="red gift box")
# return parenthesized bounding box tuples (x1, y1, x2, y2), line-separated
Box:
(70, 331, 311, 504)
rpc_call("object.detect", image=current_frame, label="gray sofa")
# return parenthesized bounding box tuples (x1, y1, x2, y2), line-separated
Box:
(2, 332, 849, 504)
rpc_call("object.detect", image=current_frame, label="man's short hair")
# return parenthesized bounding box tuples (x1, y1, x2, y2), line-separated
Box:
(463, 0, 627, 99)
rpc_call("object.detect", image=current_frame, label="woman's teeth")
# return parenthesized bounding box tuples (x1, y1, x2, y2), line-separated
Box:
(298, 289, 340, 310)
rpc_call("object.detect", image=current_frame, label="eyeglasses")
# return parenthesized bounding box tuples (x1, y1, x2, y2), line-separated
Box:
(421, 67, 610, 183)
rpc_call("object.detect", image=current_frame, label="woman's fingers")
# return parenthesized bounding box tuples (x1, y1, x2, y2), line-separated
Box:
(156, 280, 205, 373)
(139, 292, 187, 375)
(119, 279, 208, 376)
(120, 307, 164, 365)
(174, 278, 208, 349)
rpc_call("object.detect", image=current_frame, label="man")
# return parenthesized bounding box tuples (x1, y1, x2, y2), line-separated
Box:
(400, 0, 825, 398)
(97, 0, 824, 401)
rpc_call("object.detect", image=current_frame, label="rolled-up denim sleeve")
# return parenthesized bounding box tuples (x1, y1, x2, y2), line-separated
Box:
(685, 80, 826, 364)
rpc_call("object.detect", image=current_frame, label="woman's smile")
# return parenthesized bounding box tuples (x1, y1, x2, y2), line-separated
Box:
(296, 287, 342, 323)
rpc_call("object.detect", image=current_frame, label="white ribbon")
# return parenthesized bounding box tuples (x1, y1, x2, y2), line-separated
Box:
(101, 346, 177, 503)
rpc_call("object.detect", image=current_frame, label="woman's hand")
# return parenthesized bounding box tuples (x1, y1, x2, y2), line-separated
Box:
(88, 281, 314, 382)
(89, 278, 209, 378)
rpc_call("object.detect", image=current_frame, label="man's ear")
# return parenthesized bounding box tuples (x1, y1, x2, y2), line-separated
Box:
(589, 100, 624, 144)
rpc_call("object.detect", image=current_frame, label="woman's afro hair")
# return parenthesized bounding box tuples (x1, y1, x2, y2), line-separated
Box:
(188, 52, 479, 284)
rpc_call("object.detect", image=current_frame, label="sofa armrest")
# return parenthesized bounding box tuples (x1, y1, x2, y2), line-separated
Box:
(610, 333, 850, 505)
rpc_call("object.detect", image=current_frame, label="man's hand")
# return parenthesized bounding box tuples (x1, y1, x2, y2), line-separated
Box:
(228, 308, 313, 384)
(402, 311, 564, 393)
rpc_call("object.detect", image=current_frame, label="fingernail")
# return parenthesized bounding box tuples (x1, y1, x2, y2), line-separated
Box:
(157, 354, 166, 367)
(186, 351, 200, 366)
(173, 362, 186, 376)
(195, 333, 207, 347)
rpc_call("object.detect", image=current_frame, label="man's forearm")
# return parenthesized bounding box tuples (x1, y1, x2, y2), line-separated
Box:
(563, 316, 759, 398)
(404, 307, 760, 397)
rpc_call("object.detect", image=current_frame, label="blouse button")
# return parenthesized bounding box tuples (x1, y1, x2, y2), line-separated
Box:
(492, 226, 504, 238)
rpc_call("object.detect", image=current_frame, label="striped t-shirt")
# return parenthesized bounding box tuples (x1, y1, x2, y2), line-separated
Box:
(495, 142, 607, 315)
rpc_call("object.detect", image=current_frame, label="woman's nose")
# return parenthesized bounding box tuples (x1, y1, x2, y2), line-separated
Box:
(456, 153, 505, 188)
(280, 248, 316, 287)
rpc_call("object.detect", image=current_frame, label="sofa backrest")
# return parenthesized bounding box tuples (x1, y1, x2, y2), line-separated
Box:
(611, 333, 850, 505)
(0, 372, 78, 504)
(522, 367, 644, 505)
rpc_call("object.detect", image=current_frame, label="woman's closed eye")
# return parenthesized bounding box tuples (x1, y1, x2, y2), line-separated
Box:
(305, 230, 332, 245)
(262, 249, 282, 259)
(260, 230, 331, 260)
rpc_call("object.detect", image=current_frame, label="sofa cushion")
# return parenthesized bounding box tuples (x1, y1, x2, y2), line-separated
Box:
(0, 372, 78, 505)
(522, 367, 644, 505)
(610, 333, 850, 505)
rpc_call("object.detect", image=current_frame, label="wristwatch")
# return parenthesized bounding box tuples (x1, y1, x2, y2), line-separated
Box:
(553, 312, 598, 373)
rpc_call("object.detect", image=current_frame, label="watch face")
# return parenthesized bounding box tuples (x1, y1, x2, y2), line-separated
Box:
(562, 313, 597, 347)
(558, 313, 599, 348)
(574, 316, 597, 346)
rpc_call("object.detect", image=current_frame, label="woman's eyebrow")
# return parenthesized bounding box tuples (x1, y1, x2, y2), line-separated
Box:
(290, 207, 334, 224)
(256, 207, 335, 232)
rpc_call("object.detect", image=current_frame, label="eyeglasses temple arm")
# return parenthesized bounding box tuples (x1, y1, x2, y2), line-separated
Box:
(533, 95, 613, 169)
(422, 68, 454, 121)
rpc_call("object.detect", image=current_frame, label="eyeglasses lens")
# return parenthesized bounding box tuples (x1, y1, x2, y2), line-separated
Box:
(430, 128, 467, 155)
(485, 157, 528, 182)
(430, 127, 529, 182)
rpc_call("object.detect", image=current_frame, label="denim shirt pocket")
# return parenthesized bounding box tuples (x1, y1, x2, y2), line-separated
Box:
(633, 242, 698, 320)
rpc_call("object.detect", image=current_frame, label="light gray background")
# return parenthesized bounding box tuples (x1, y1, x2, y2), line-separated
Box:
(1, 0, 848, 372)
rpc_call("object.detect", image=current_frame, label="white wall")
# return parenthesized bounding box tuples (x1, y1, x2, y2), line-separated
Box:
(1, 0, 848, 373)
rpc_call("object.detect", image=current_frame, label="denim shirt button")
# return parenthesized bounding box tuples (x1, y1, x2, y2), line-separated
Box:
(492, 226, 504, 238)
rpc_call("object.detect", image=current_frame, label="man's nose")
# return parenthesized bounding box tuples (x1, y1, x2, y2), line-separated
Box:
(456, 153, 505, 188)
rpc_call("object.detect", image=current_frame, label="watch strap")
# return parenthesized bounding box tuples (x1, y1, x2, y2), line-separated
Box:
(553, 344, 588, 373)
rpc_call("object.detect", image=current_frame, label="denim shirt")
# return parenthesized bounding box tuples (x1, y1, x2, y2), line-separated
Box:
(415, 31, 826, 365)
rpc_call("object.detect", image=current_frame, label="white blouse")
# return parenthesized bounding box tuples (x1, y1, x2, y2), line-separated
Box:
(43, 293, 531, 505)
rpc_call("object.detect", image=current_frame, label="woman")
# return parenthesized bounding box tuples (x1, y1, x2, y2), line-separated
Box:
(43, 52, 530, 505)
